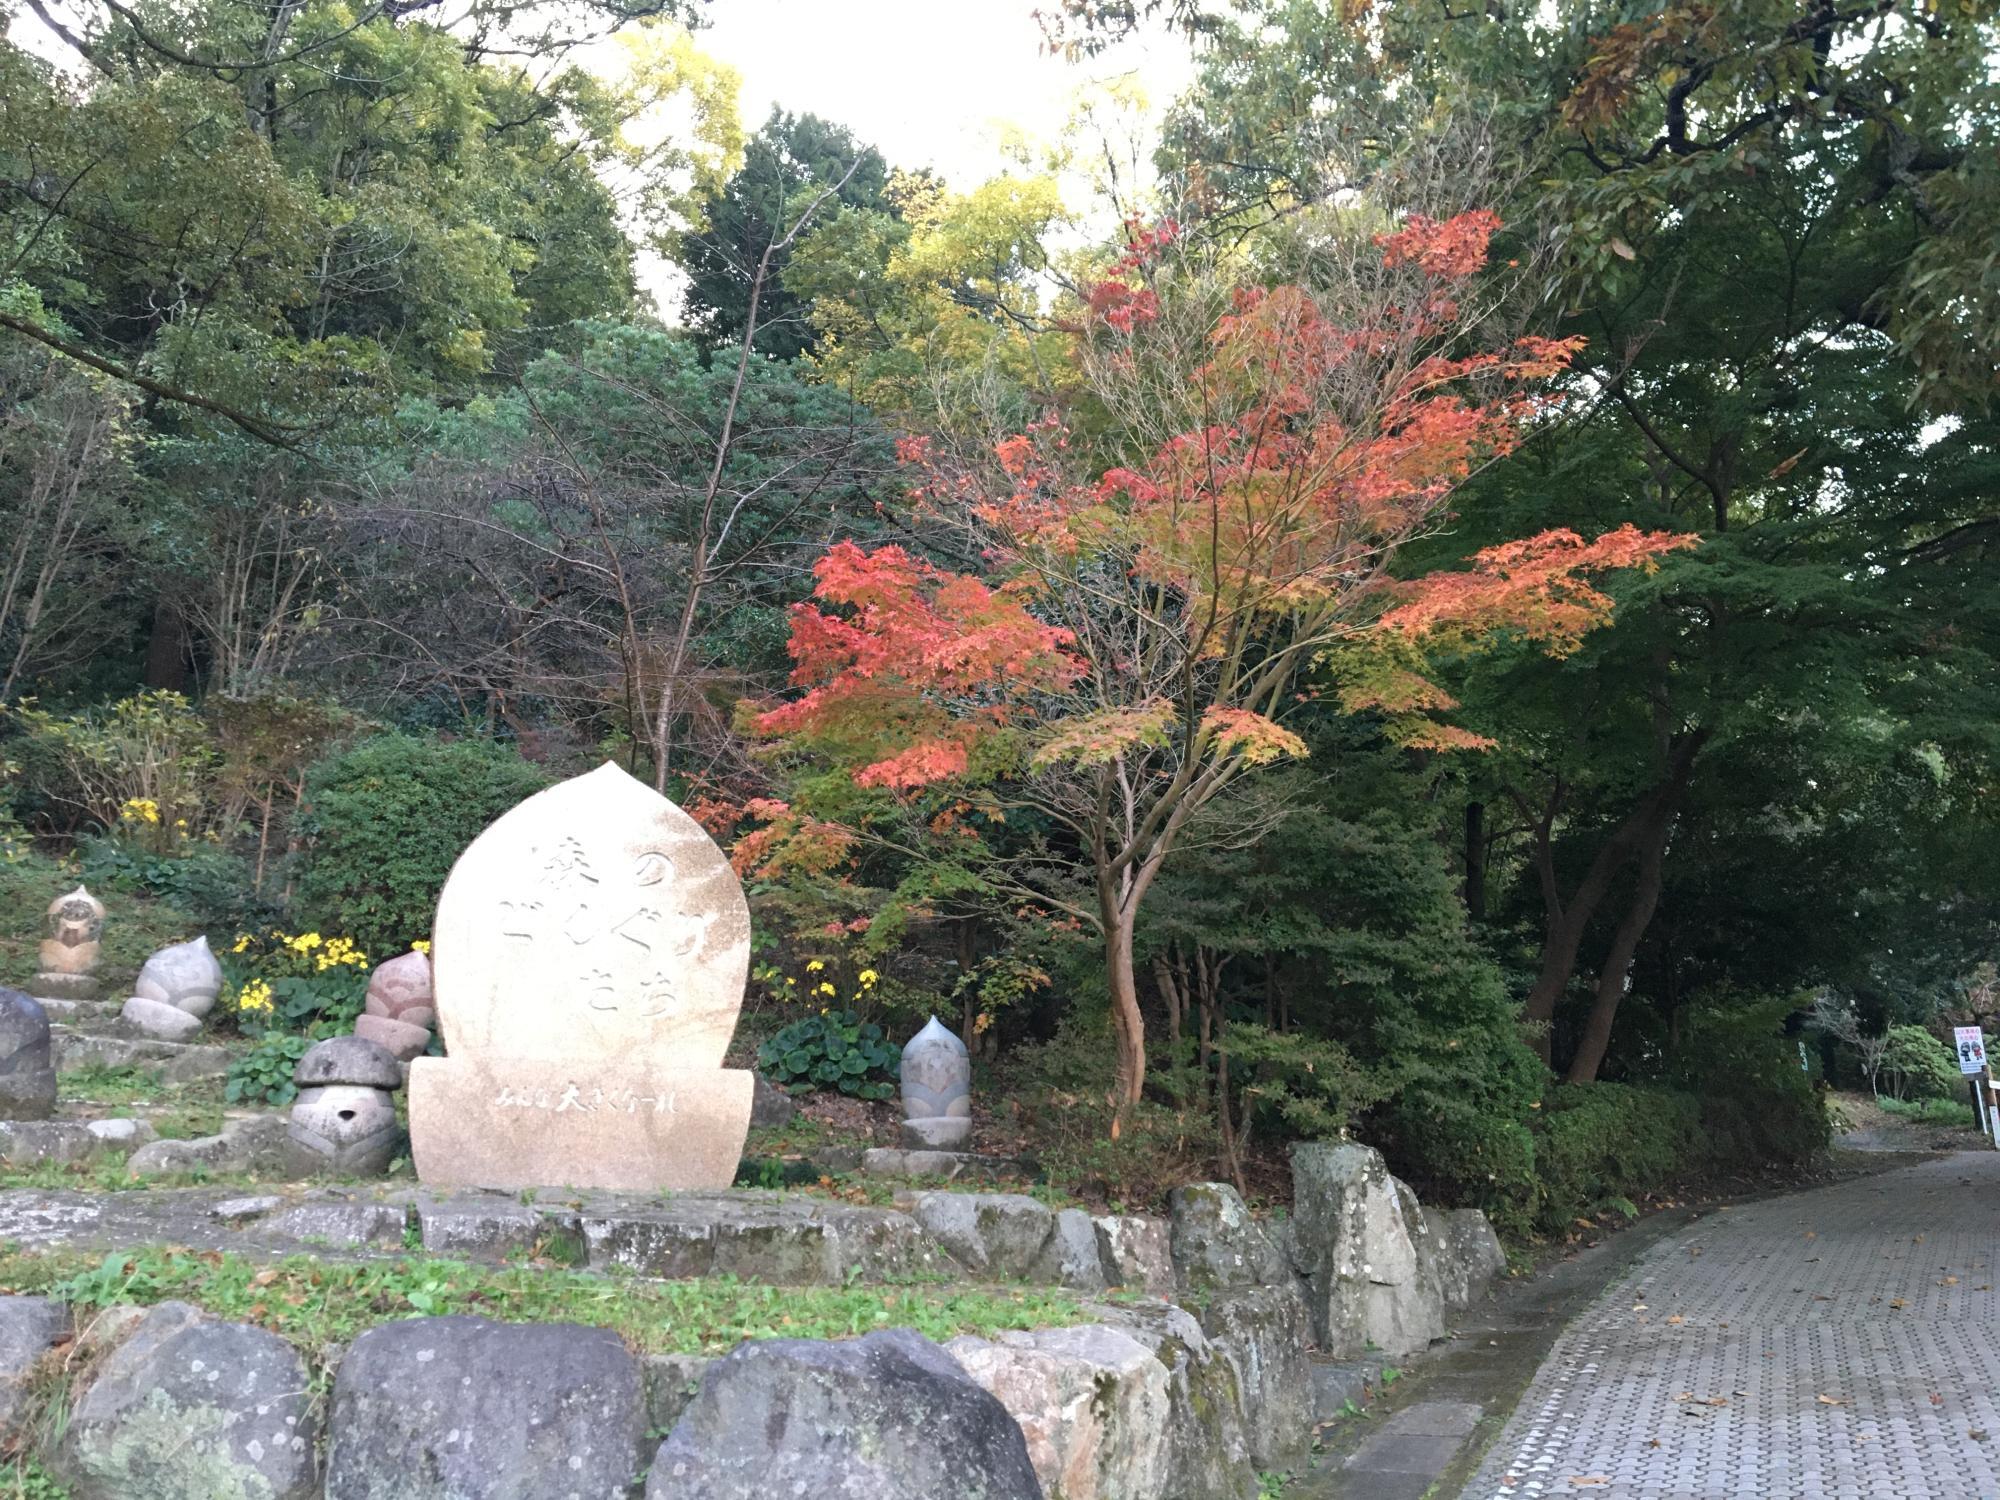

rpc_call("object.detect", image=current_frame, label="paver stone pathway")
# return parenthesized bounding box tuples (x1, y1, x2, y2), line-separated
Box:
(1463, 1152, 2000, 1499)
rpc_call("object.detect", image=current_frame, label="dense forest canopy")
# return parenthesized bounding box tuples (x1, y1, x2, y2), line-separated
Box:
(3, 0, 1995, 1224)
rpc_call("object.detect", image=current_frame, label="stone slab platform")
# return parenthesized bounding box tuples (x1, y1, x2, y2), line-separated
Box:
(0, 1184, 957, 1286)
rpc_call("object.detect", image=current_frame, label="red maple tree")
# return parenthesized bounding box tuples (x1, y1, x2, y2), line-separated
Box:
(749, 211, 1695, 1109)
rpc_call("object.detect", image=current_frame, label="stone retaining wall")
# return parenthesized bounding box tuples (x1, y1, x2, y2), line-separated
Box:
(0, 1144, 1505, 1499)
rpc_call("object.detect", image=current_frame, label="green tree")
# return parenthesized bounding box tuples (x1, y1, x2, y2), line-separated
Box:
(673, 108, 893, 360)
(1162, 0, 2000, 1081)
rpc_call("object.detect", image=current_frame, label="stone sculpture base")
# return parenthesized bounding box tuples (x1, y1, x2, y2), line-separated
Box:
(408, 1057, 753, 1191)
(32, 974, 98, 1001)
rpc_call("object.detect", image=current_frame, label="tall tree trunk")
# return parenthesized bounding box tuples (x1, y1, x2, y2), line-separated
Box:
(1102, 899, 1147, 1112)
(1463, 800, 1487, 920)
(1565, 807, 1675, 1083)
(143, 599, 190, 691)
(1517, 734, 1705, 1062)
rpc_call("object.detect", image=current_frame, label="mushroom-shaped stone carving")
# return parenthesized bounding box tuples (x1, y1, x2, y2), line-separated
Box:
(900, 1015, 972, 1149)
(355, 948, 435, 1060)
(34, 885, 105, 1000)
(0, 987, 57, 1120)
(133, 935, 223, 1017)
(285, 1035, 404, 1177)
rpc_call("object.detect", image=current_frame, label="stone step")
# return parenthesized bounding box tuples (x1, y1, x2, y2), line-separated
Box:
(51, 1025, 233, 1084)
(0, 1117, 157, 1167)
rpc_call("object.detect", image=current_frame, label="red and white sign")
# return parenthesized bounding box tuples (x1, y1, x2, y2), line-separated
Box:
(1954, 1026, 1987, 1076)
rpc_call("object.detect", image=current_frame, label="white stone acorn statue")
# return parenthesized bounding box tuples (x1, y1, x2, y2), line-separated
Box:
(900, 1015, 972, 1150)
(133, 934, 223, 1018)
(34, 885, 105, 1000)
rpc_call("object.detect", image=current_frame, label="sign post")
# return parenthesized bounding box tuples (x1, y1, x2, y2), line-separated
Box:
(1955, 1028, 1994, 1146)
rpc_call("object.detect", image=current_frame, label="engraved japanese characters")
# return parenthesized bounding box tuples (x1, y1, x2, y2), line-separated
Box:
(900, 1015, 973, 1149)
(407, 762, 755, 1190)
(34, 885, 105, 1000)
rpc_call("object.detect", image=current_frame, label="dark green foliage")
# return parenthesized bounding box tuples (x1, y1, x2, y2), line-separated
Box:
(757, 1009, 897, 1099)
(226, 1032, 312, 1107)
(79, 838, 271, 937)
(1882, 1026, 1962, 1102)
(675, 109, 893, 359)
(1877, 1095, 1976, 1130)
(293, 733, 548, 955)
(1534, 1084, 1704, 1232)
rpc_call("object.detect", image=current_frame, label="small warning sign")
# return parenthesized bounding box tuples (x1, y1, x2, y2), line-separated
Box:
(1954, 1026, 1987, 1076)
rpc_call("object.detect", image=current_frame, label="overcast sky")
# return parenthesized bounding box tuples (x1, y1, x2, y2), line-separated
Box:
(8, 0, 1197, 315)
(693, 0, 1193, 190)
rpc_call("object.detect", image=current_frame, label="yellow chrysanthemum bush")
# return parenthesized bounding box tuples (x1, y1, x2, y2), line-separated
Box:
(220, 928, 371, 1036)
(751, 957, 899, 1100)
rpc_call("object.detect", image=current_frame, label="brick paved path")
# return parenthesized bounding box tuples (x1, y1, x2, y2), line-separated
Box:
(1462, 1153, 2000, 1500)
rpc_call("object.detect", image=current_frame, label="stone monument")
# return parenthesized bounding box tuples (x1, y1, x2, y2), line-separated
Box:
(900, 1015, 972, 1149)
(354, 948, 434, 1061)
(286, 1035, 404, 1176)
(33, 885, 105, 1000)
(407, 762, 755, 1191)
(0, 987, 58, 1119)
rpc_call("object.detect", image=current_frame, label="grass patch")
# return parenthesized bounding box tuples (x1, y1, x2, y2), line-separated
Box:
(1876, 1094, 1978, 1129)
(0, 1244, 1087, 1362)
(0, 1159, 264, 1193)
(55, 1065, 163, 1108)
(0, 1457, 69, 1499)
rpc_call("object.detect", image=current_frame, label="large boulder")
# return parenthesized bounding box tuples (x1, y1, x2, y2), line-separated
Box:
(323, 1316, 646, 1500)
(57, 1301, 319, 1500)
(1092, 1215, 1174, 1298)
(948, 1324, 1171, 1500)
(912, 1191, 1056, 1279)
(1289, 1143, 1445, 1358)
(1197, 1285, 1315, 1471)
(1031, 1207, 1109, 1291)
(1422, 1205, 1507, 1310)
(1088, 1301, 1256, 1500)
(1166, 1183, 1288, 1292)
(646, 1327, 1040, 1500)
(0, 1295, 67, 1441)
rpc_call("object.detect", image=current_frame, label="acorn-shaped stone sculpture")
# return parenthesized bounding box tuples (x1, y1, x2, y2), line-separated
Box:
(122, 934, 223, 1041)
(353, 948, 434, 1061)
(133, 935, 223, 1016)
(900, 1015, 972, 1149)
(0, 987, 57, 1120)
(285, 1035, 404, 1177)
(34, 885, 105, 1000)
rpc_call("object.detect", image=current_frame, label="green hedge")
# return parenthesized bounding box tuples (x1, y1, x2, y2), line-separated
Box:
(292, 734, 549, 955)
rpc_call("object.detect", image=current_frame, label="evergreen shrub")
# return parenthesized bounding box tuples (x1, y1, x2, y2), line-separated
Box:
(293, 733, 548, 954)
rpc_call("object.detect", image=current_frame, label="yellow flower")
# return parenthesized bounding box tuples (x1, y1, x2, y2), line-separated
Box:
(805, 960, 826, 973)
(231, 935, 251, 954)
(857, 969, 879, 986)
(118, 797, 161, 826)
(235, 978, 274, 1014)
(412, 939, 431, 956)
(816, 982, 837, 998)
